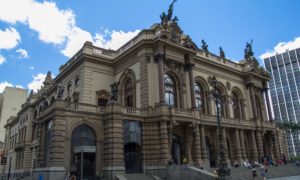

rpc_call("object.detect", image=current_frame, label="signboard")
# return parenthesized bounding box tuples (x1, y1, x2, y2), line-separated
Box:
(73, 146, 96, 153)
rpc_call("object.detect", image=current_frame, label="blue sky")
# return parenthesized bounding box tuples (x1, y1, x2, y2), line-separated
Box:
(0, 0, 300, 93)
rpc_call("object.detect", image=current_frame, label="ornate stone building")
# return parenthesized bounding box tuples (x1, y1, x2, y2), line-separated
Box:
(3, 5, 288, 180)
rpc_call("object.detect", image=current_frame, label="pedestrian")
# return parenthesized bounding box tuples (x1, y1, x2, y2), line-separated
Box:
(251, 167, 257, 179)
(65, 172, 70, 180)
(70, 173, 76, 180)
(283, 154, 287, 164)
(260, 165, 266, 180)
(182, 157, 188, 164)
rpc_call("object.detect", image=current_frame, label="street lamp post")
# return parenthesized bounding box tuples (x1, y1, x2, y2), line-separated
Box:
(210, 76, 230, 179)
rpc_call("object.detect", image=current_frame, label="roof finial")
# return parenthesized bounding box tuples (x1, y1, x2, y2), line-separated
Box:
(43, 71, 53, 86)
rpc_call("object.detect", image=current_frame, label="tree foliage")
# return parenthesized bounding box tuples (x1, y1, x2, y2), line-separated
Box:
(276, 121, 300, 132)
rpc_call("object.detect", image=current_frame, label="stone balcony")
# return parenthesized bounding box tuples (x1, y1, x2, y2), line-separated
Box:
(14, 142, 25, 151)
(38, 100, 276, 130)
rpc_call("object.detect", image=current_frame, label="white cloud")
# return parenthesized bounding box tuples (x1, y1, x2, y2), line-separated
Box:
(0, 54, 5, 64)
(27, 1, 75, 44)
(27, 73, 46, 92)
(29, 66, 34, 70)
(0, 0, 74, 45)
(94, 30, 140, 50)
(0, 81, 13, 93)
(0, 0, 30, 24)
(0, 0, 140, 58)
(260, 37, 300, 59)
(62, 29, 140, 58)
(61, 27, 93, 57)
(16, 48, 29, 59)
(0, 27, 21, 49)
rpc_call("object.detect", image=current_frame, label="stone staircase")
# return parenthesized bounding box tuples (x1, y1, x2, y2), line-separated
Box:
(208, 163, 300, 180)
(124, 173, 155, 180)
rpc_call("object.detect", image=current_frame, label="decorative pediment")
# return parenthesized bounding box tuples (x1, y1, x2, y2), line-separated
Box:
(156, 0, 198, 50)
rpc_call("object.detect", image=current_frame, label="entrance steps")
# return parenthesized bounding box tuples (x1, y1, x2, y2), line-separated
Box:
(116, 173, 155, 180)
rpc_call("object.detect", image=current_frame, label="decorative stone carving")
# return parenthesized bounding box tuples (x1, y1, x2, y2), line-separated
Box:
(226, 81, 231, 91)
(201, 39, 208, 52)
(219, 47, 225, 59)
(110, 82, 120, 101)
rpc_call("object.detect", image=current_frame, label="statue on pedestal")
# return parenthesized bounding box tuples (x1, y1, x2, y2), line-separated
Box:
(160, 0, 178, 26)
(110, 82, 120, 101)
(219, 47, 225, 59)
(244, 40, 254, 60)
(201, 39, 208, 52)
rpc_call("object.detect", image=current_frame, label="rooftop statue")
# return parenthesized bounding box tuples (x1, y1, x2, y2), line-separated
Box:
(167, 0, 177, 21)
(244, 40, 254, 59)
(201, 39, 208, 52)
(219, 46, 225, 59)
(160, 0, 178, 25)
(110, 82, 120, 101)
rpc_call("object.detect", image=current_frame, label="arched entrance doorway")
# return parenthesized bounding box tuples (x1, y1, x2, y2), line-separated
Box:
(124, 120, 142, 173)
(71, 125, 96, 179)
(171, 134, 183, 165)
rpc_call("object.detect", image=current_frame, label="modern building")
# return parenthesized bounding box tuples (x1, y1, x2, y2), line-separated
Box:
(0, 87, 27, 177)
(264, 48, 300, 156)
(0, 87, 28, 142)
(2, 5, 288, 180)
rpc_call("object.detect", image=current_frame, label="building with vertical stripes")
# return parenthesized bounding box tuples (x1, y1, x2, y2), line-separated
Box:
(264, 48, 300, 156)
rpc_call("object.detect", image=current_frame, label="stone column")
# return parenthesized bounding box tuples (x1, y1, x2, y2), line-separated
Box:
(272, 132, 280, 160)
(160, 121, 169, 164)
(49, 117, 66, 166)
(251, 130, 258, 162)
(235, 129, 242, 162)
(227, 95, 234, 118)
(103, 102, 125, 178)
(239, 99, 246, 120)
(179, 85, 184, 109)
(249, 85, 257, 119)
(200, 125, 207, 160)
(187, 63, 195, 108)
(156, 53, 165, 104)
(256, 131, 264, 160)
(239, 130, 246, 160)
(222, 128, 228, 160)
(205, 91, 210, 114)
(193, 125, 202, 166)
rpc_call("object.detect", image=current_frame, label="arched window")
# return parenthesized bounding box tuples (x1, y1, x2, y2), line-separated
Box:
(124, 79, 134, 107)
(232, 92, 241, 119)
(194, 82, 204, 112)
(72, 125, 96, 147)
(164, 74, 176, 106)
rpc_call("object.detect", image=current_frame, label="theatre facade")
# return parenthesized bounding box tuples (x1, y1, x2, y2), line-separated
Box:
(3, 8, 288, 180)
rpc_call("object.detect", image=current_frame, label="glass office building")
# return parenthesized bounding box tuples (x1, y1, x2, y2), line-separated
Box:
(264, 48, 300, 156)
